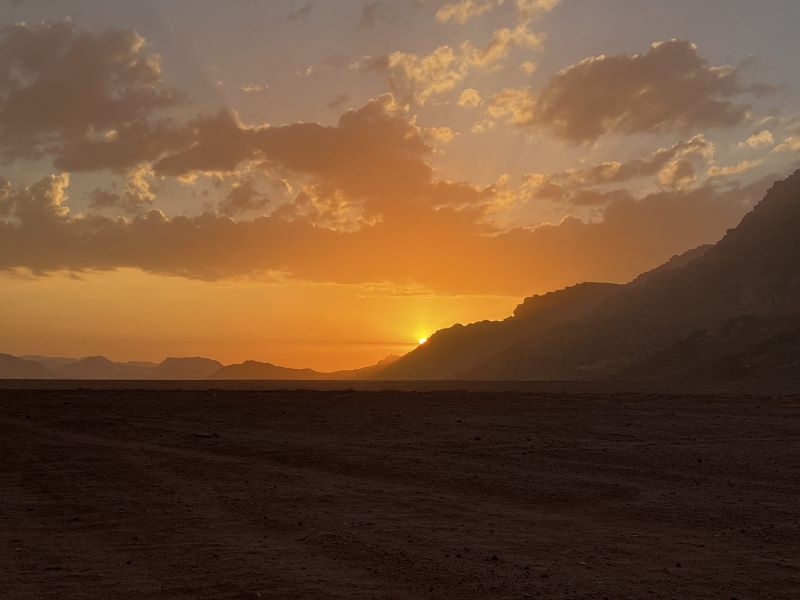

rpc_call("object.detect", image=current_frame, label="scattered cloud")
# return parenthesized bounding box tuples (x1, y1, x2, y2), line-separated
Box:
(471, 118, 495, 133)
(458, 88, 483, 108)
(708, 158, 764, 178)
(487, 87, 536, 125)
(0, 22, 183, 161)
(528, 39, 772, 142)
(89, 164, 157, 215)
(436, 0, 497, 24)
(773, 136, 800, 154)
(435, 0, 560, 25)
(359, 20, 546, 103)
(240, 83, 269, 94)
(742, 129, 774, 148)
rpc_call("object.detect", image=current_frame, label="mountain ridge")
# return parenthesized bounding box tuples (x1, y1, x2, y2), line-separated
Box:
(378, 169, 800, 381)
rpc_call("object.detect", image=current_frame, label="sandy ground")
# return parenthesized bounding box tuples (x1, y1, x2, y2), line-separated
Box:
(1, 387, 799, 599)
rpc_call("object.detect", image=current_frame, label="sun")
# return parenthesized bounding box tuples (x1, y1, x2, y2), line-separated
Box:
(418, 337, 428, 345)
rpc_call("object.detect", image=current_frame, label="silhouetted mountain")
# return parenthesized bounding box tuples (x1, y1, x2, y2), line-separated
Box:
(55, 356, 151, 380)
(328, 355, 401, 379)
(209, 361, 325, 380)
(149, 357, 223, 380)
(209, 355, 401, 381)
(20, 355, 80, 371)
(5, 353, 398, 381)
(379, 170, 800, 381)
(0, 354, 58, 379)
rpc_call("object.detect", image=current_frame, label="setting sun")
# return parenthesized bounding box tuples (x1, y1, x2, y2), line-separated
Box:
(418, 337, 428, 345)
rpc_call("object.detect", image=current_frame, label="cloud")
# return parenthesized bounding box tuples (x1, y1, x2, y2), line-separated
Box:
(152, 110, 255, 177)
(458, 88, 483, 108)
(526, 39, 771, 142)
(53, 120, 191, 172)
(359, 21, 545, 103)
(435, 0, 560, 25)
(3, 173, 71, 226)
(487, 87, 536, 124)
(566, 135, 715, 188)
(471, 118, 495, 133)
(240, 83, 269, 94)
(366, 46, 464, 104)
(518, 135, 716, 208)
(0, 21, 183, 161)
(708, 158, 764, 178)
(461, 23, 544, 67)
(436, 0, 497, 24)
(773, 136, 800, 154)
(218, 177, 271, 217)
(0, 171, 775, 295)
(0, 22, 784, 299)
(514, 0, 560, 20)
(153, 95, 490, 218)
(743, 129, 774, 148)
(88, 163, 157, 214)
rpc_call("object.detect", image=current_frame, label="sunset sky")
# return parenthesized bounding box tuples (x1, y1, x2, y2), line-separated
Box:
(1, 0, 799, 370)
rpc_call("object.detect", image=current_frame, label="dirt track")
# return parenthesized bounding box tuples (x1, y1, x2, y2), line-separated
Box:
(1, 388, 799, 599)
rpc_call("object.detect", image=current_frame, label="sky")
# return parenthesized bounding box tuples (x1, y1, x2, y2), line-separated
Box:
(1, 0, 799, 370)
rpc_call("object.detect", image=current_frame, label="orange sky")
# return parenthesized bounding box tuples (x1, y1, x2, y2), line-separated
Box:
(0, 269, 518, 370)
(1, 1, 799, 369)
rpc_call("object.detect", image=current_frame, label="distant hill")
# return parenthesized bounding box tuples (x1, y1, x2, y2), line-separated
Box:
(208, 361, 325, 381)
(327, 355, 400, 380)
(209, 355, 401, 381)
(54, 356, 151, 380)
(377, 170, 800, 381)
(6, 354, 398, 381)
(20, 355, 80, 371)
(149, 357, 223, 380)
(0, 354, 58, 379)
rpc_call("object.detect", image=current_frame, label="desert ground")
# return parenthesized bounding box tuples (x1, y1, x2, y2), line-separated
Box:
(1, 384, 799, 599)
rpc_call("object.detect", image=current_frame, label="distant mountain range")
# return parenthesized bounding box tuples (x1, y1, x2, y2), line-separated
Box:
(0, 355, 224, 380)
(0, 352, 399, 381)
(4, 170, 800, 382)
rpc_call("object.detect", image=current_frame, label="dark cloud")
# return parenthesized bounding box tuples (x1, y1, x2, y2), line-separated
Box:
(0, 22, 183, 161)
(527, 39, 771, 142)
(153, 95, 490, 217)
(523, 134, 715, 205)
(0, 171, 776, 295)
(218, 177, 270, 216)
(54, 120, 191, 172)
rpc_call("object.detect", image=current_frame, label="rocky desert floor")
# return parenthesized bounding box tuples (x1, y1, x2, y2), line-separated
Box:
(1, 385, 799, 599)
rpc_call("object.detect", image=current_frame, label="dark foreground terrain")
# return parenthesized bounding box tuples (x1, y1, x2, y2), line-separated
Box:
(1, 386, 799, 599)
